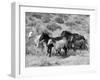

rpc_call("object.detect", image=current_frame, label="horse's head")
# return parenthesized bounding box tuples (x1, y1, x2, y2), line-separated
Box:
(39, 32, 50, 44)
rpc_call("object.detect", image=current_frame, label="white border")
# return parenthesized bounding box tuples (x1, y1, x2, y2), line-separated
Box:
(12, 2, 96, 78)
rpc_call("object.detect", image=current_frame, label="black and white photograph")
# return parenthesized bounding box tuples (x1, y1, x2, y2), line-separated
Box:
(25, 12, 89, 67)
(10, 1, 98, 78)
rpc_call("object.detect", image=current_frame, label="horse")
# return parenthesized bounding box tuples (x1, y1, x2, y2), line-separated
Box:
(61, 31, 88, 52)
(47, 36, 68, 57)
(67, 39, 88, 52)
(69, 33, 88, 51)
(34, 34, 41, 47)
(61, 30, 88, 53)
(71, 33, 87, 43)
(37, 32, 53, 56)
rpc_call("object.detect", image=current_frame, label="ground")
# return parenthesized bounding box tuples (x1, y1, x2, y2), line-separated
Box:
(25, 50, 89, 67)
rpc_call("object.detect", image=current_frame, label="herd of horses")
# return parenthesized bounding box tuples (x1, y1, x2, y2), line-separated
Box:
(28, 30, 88, 57)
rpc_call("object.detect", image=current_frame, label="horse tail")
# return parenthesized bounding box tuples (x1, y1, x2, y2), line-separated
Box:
(83, 39, 88, 50)
(84, 39, 88, 45)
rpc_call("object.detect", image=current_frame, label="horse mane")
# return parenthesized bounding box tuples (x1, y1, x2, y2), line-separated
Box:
(61, 31, 72, 36)
(38, 32, 51, 45)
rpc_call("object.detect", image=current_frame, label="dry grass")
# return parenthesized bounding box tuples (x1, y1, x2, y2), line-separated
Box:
(25, 50, 89, 67)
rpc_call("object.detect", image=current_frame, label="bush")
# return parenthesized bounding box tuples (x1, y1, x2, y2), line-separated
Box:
(29, 17, 35, 21)
(47, 23, 62, 31)
(55, 17, 64, 24)
(65, 22, 76, 27)
(42, 17, 51, 23)
(63, 15, 69, 21)
(26, 22, 37, 27)
(75, 20, 82, 24)
(32, 13, 42, 19)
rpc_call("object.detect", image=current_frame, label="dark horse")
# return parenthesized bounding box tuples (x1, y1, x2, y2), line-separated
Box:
(61, 31, 88, 52)
(38, 32, 53, 57)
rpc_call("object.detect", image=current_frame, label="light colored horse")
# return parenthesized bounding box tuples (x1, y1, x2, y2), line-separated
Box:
(34, 34, 47, 54)
(48, 37, 68, 55)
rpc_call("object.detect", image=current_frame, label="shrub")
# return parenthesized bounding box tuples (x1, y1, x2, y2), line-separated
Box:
(47, 23, 62, 31)
(29, 17, 35, 21)
(63, 15, 69, 21)
(75, 20, 82, 24)
(65, 22, 76, 27)
(42, 17, 51, 23)
(26, 22, 37, 27)
(32, 13, 42, 19)
(55, 17, 64, 24)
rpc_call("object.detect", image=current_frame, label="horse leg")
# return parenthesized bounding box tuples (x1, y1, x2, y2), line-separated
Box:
(49, 50, 51, 57)
(49, 47, 53, 57)
(47, 47, 49, 56)
(47, 47, 52, 57)
(58, 48, 62, 56)
(73, 47, 76, 52)
(63, 46, 68, 57)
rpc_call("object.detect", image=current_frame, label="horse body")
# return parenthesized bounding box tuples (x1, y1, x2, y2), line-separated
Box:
(61, 31, 88, 52)
(47, 36, 68, 57)
(53, 38, 67, 50)
(71, 33, 86, 43)
(63, 32, 88, 51)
